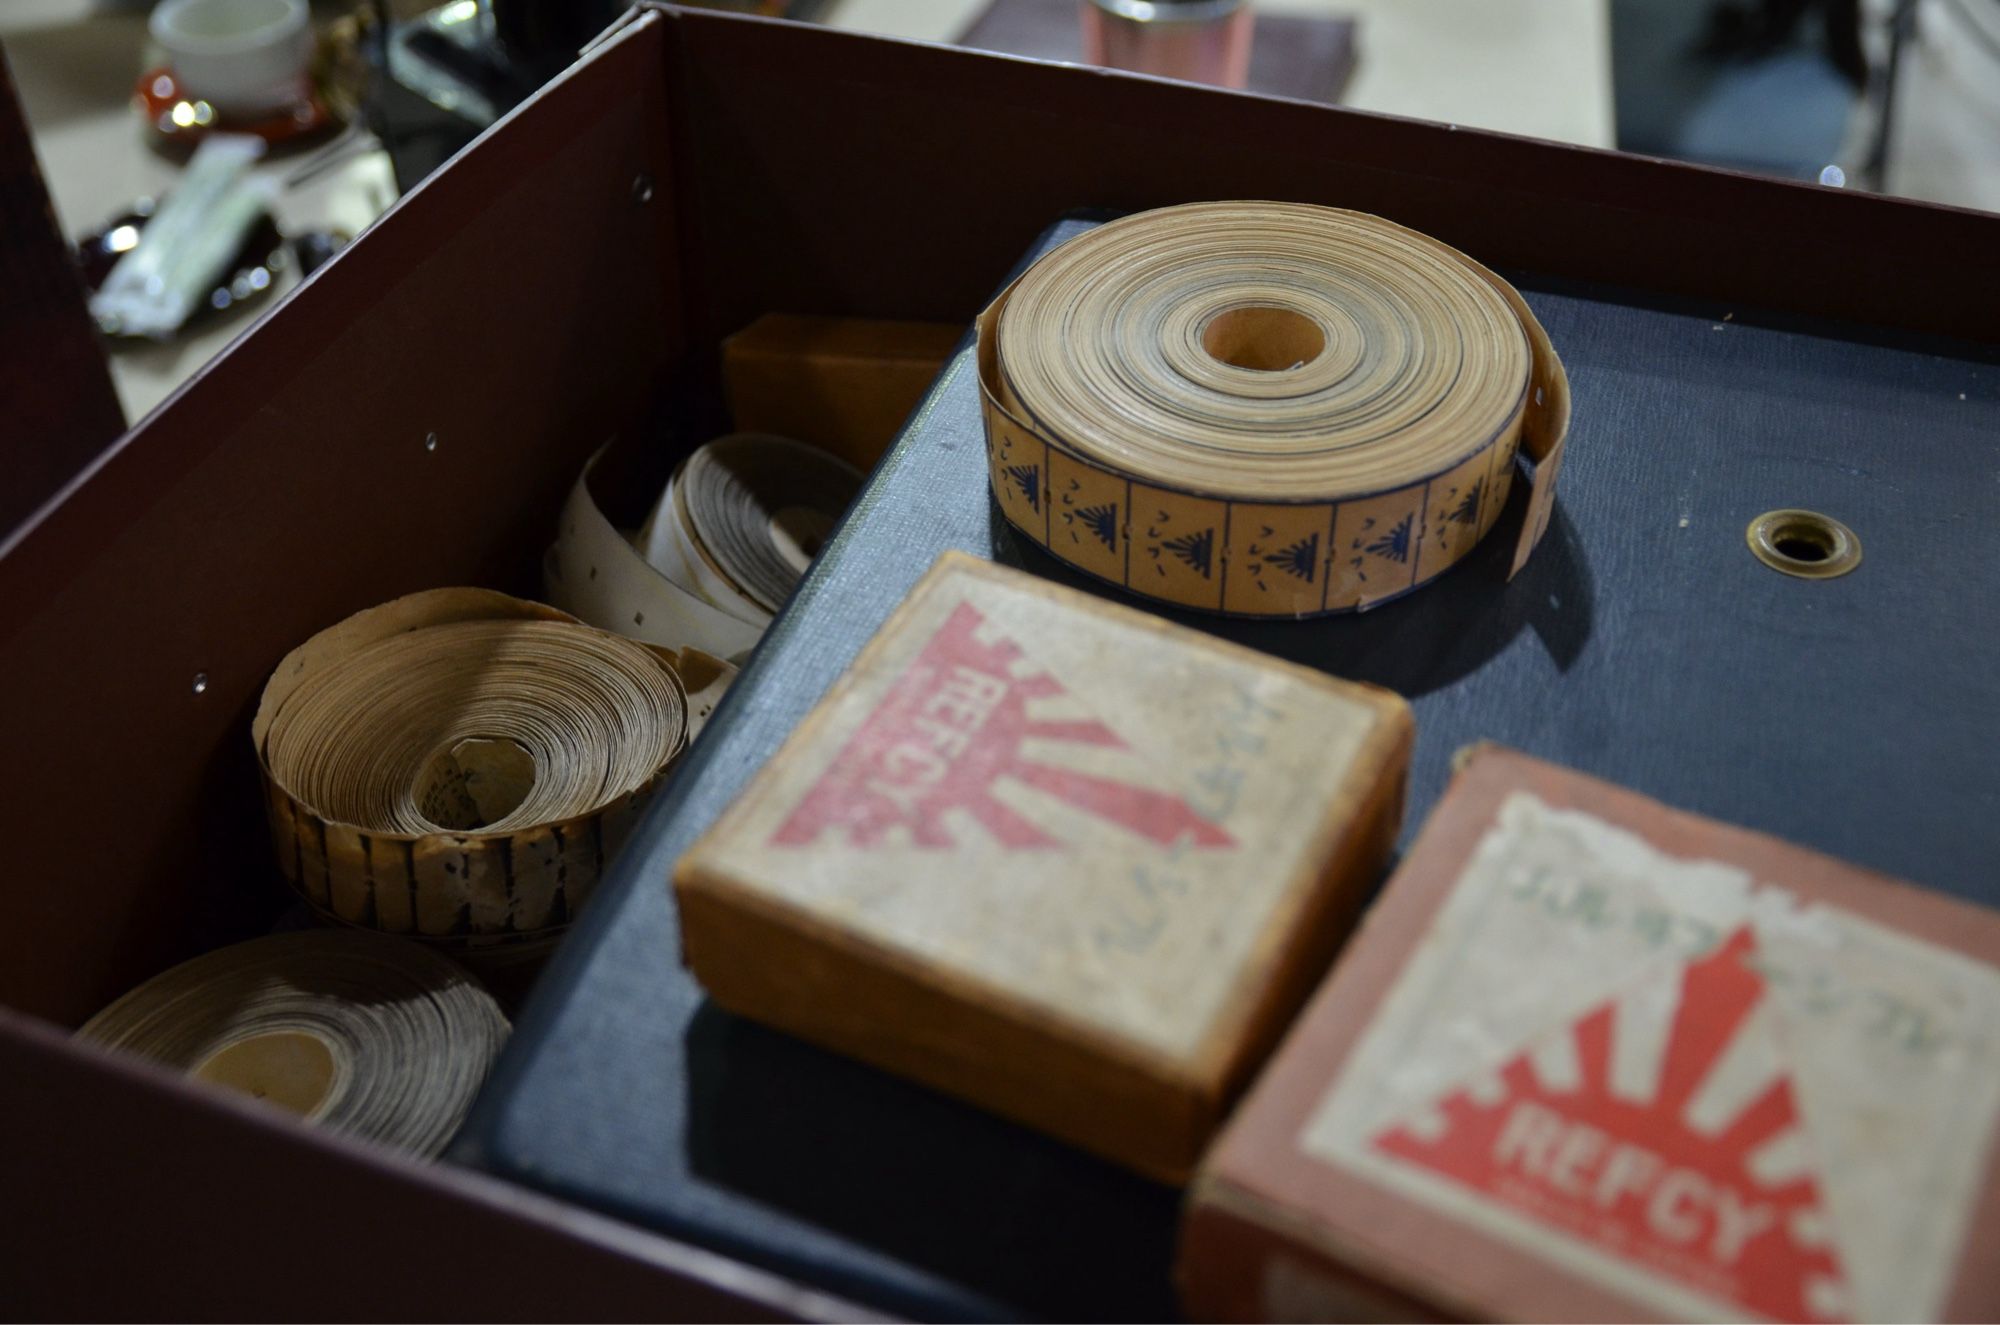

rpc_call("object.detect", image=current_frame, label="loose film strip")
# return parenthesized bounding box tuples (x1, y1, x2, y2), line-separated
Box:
(253, 588, 689, 948)
(978, 202, 1571, 616)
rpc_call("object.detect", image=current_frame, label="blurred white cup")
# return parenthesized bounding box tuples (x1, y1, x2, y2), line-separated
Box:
(150, 0, 314, 118)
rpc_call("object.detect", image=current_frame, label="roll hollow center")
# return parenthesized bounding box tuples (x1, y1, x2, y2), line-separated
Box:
(193, 1030, 337, 1117)
(416, 736, 537, 830)
(1201, 305, 1325, 372)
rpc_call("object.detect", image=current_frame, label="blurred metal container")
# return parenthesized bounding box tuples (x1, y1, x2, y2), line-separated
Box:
(1080, 0, 1253, 89)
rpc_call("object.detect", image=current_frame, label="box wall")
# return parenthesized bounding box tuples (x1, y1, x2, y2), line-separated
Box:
(0, 18, 686, 1026)
(653, 6, 2000, 349)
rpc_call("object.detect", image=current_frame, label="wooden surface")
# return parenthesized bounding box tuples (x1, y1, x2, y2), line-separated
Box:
(656, 8, 2000, 351)
(0, 11, 685, 1027)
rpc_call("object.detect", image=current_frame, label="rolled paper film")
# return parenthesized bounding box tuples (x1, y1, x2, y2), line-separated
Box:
(77, 930, 509, 1157)
(253, 588, 688, 947)
(978, 201, 1570, 616)
(637, 433, 863, 627)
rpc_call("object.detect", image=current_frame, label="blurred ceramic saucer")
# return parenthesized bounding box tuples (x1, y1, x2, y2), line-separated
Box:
(135, 64, 337, 149)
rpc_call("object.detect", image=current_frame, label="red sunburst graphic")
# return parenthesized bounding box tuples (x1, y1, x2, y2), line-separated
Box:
(772, 601, 1234, 850)
(1373, 928, 1851, 1322)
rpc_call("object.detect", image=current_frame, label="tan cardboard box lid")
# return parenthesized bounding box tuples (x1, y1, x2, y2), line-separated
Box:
(1196, 746, 2000, 1323)
(680, 551, 1410, 1090)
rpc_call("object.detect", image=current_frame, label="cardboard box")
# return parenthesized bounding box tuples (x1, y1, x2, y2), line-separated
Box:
(1183, 747, 2000, 1322)
(5, 2, 2000, 1313)
(723, 314, 959, 471)
(676, 552, 1412, 1182)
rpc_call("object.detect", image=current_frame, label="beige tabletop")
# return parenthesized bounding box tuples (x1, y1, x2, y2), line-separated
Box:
(5, 0, 1611, 429)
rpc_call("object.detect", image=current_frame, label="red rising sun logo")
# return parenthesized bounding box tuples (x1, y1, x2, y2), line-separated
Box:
(772, 601, 1234, 850)
(1373, 928, 1851, 1322)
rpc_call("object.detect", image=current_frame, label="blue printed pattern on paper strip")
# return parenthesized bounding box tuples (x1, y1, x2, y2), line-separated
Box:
(1449, 479, 1483, 525)
(1078, 503, 1119, 550)
(1006, 464, 1042, 513)
(1162, 527, 1214, 578)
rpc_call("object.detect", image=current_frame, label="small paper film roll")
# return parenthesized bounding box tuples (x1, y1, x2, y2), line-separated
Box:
(77, 930, 508, 1157)
(637, 433, 862, 624)
(253, 588, 688, 946)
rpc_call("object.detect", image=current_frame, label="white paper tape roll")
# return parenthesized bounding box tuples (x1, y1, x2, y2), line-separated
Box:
(545, 448, 768, 663)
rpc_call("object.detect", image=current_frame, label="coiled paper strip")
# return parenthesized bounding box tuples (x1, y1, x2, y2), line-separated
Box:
(637, 433, 862, 631)
(978, 202, 1571, 616)
(253, 589, 687, 947)
(546, 447, 768, 664)
(78, 931, 507, 1157)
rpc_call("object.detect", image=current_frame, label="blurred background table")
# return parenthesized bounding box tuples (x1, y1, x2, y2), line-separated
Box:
(4, 0, 1995, 448)
(863, 0, 1616, 148)
(2, 0, 397, 427)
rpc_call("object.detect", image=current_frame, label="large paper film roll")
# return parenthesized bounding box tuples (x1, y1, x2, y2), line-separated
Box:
(978, 202, 1571, 616)
(77, 931, 508, 1157)
(253, 589, 688, 947)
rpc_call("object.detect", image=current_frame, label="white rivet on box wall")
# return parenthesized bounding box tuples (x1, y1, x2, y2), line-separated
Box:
(632, 174, 655, 204)
(192, 672, 209, 695)
(424, 432, 438, 453)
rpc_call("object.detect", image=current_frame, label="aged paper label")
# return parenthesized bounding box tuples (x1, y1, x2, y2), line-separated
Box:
(1301, 793, 2000, 1322)
(705, 567, 1383, 1065)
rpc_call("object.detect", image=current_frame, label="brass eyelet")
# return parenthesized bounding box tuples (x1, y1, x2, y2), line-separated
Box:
(1746, 509, 1861, 579)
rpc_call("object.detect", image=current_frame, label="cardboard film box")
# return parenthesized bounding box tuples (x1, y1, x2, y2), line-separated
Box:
(675, 552, 1412, 1182)
(1183, 746, 2000, 1322)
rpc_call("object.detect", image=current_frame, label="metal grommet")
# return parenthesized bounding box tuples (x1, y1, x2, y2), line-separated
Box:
(631, 173, 655, 205)
(1746, 509, 1861, 579)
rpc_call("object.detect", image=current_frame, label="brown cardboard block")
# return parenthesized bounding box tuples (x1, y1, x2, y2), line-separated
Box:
(674, 552, 1412, 1182)
(722, 314, 960, 472)
(1182, 747, 2000, 1322)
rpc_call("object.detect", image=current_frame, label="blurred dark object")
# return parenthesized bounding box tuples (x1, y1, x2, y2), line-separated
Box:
(291, 228, 347, 278)
(1859, 0, 1923, 191)
(365, 0, 622, 193)
(492, 0, 627, 64)
(0, 44, 125, 534)
(960, 0, 1356, 103)
(1613, 0, 1855, 180)
(365, 1, 834, 193)
(74, 202, 346, 339)
(1697, 0, 1867, 87)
